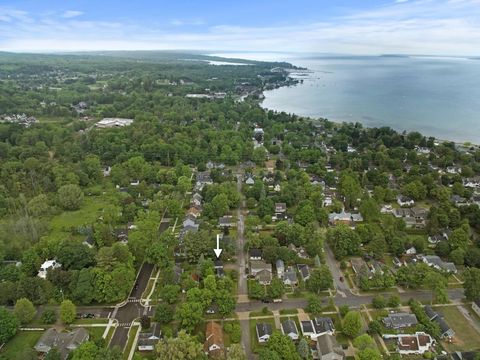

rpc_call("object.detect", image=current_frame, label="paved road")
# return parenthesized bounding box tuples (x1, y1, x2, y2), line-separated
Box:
(236, 288, 465, 313)
(109, 263, 154, 350)
(235, 173, 255, 360)
(324, 243, 350, 295)
(236, 174, 248, 297)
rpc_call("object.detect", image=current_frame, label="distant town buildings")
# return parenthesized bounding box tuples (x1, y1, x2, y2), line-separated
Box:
(0, 113, 38, 127)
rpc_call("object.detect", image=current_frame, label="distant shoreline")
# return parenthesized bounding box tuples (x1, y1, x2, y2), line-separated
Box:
(255, 55, 480, 145)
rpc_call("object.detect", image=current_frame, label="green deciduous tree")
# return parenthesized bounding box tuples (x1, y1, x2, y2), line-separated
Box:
(14, 298, 36, 324)
(57, 184, 84, 210)
(306, 265, 333, 294)
(326, 225, 361, 260)
(60, 299, 76, 324)
(0, 306, 19, 344)
(464, 267, 480, 301)
(342, 311, 362, 338)
(155, 330, 205, 360)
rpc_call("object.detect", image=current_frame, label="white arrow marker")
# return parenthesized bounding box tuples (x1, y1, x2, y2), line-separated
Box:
(214, 234, 223, 258)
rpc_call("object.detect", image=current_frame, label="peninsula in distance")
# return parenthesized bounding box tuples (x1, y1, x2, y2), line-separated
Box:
(0, 1, 480, 360)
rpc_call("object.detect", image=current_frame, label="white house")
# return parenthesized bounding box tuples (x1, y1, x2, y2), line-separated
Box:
(397, 195, 415, 207)
(256, 323, 272, 343)
(38, 260, 61, 279)
(383, 332, 435, 355)
(405, 246, 417, 255)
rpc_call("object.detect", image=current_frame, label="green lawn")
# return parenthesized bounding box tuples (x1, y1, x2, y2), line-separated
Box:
(279, 309, 298, 315)
(73, 318, 110, 325)
(0, 330, 43, 358)
(436, 306, 480, 351)
(123, 325, 140, 360)
(47, 192, 116, 242)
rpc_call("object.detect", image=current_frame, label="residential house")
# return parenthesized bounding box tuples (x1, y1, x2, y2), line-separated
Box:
(256, 269, 273, 285)
(421, 255, 457, 273)
(35, 328, 89, 359)
(276, 259, 285, 277)
(451, 195, 468, 207)
(265, 160, 276, 173)
(297, 264, 311, 281)
(428, 234, 447, 245)
(138, 323, 161, 351)
(196, 171, 213, 190)
(350, 258, 368, 276)
(312, 334, 345, 360)
(323, 196, 333, 207)
(451, 352, 480, 360)
(383, 332, 435, 355)
(249, 248, 263, 260)
(383, 313, 418, 329)
(405, 246, 417, 255)
(187, 206, 201, 218)
(218, 216, 236, 228)
(289, 244, 309, 259)
(183, 217, 198, 229)
(256, 323, 272, 343)
(192, 193, 203, 206)
(301, 317, 335, 339)
(397, 195, 415, 207)
(275, 203, 287, 219)
(328, 211, 363, 226)
(245, 176, 255, 185)
(204, 322, 225, 358)
(250, 260, 272, 276)
(214, 260, 225, 278)
(424, 306, 455, 338)
(282, 266, 298, 286)
(281, 319, 299, 340)
(38, 260, 61, 279)
(83, 233, 95, 248)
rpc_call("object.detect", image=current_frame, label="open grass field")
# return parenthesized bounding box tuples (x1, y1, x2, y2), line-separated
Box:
(436, 306, 480, 351)
(47, 191, 116, 242)
(0, 330, 43, 359)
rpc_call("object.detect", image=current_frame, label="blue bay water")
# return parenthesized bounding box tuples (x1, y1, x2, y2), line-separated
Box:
(213, 53, 480, 143)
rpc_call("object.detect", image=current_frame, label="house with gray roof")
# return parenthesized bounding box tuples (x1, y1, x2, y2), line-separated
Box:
(297, 264, 311, 281)
(313, 333, 345, 360)
(421, 255, 457, 273)
(383, 313, 418, 329)
(256, 323, 273, 343)
(282, 266, 298, 286)
(424, 306, 455, 339)
(256, 269, 272, 285)
(281, 319, 299, 340)
(35, 328, 89, 359)
(138, 323, 161, 351)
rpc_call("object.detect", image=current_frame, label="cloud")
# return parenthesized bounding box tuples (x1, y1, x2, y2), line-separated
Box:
(170, 19, 205, 26)
(62, 10, 83, 18)
(0, 1, 479, 56)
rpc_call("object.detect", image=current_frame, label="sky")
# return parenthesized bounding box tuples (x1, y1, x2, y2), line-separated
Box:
(0, 0, 479, 56)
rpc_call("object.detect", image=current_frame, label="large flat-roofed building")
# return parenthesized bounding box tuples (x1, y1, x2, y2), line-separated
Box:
(96, 118, 134, 128)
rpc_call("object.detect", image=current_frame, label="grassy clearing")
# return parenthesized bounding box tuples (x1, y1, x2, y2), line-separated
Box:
(0, 330, 43, 358)
(47, 192, 116, 242)
(436, 306, 480, 351)
(250, 310, 273, 317)
(73, 318, 110, 325)
(123, 325, 140, 360)
(279, 309, 298, 315)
